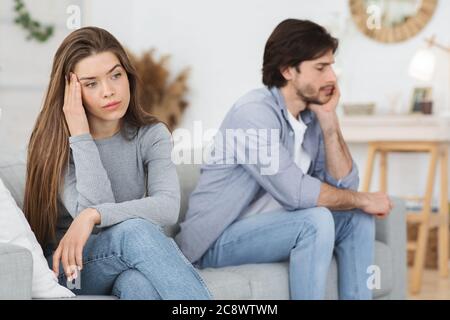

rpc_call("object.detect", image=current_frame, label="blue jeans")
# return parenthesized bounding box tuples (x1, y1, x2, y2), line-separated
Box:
(197, 207, 375, 300)
(46, 218, 212, 300)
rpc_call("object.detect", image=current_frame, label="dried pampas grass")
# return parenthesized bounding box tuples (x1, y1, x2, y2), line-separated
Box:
(127, 49, 190, 131)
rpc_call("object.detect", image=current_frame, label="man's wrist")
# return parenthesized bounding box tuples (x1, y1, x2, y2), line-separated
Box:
(316, 112, 339, 134)
(352, 191, 367, 210)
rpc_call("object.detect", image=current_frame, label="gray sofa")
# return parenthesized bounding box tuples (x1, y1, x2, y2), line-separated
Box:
(0, 150, 407, 300)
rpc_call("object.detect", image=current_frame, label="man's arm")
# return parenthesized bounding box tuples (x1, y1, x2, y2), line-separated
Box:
(229, 99, 392, 217)
(309, 85, 353, 180)
(320, 112, 353, 181)
(309, 86, 392, 217)
(317, 183, 392, 218)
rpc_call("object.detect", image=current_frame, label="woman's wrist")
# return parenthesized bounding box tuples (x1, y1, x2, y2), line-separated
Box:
(80, 208, 101, 225)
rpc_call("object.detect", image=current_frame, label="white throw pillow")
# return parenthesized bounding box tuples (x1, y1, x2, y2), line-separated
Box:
(0, 178, 75, 298)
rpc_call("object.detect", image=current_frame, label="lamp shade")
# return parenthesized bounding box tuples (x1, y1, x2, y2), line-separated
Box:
(408, 48, 436, 82)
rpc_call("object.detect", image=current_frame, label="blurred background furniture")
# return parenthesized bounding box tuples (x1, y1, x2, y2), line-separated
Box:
(341, 115, 450, 294)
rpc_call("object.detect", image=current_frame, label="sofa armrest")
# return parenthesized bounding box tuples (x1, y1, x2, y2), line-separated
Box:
(375, 197, 407, 299)
(0, 243, 33, 300)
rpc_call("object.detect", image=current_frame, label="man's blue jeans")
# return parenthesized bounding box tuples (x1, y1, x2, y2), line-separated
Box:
(46, 218, 212, 299)
(197, 207, 375, 300)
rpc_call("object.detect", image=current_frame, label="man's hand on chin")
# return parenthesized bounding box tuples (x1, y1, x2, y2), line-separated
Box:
(308, 84, 341, 133)
(308, 84, 340, 116)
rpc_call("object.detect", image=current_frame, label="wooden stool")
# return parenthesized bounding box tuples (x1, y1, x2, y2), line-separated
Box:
(362, 141, 449, 294)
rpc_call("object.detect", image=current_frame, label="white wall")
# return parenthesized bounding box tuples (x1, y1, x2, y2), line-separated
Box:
(85, 0, 450, 129)
(85, 0, 450, 200)
(0, 0, 83, 151)
(1, 0, 449, 201)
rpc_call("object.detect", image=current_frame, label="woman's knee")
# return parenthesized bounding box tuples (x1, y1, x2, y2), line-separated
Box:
(112, 269, 160, 300)
(106, 218, 168, 252)
(109, 218, 163, 239)
(110, 218, 161, 234)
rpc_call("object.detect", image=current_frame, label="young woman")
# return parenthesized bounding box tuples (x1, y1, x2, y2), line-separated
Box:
(23, 26, 211, 300)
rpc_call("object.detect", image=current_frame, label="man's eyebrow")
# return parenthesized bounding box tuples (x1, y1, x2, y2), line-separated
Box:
(315, 61, 334, 66)
(78, 64, 122, 81)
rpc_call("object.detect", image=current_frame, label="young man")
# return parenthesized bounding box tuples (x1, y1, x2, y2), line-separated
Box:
(175, 19, 393, 300)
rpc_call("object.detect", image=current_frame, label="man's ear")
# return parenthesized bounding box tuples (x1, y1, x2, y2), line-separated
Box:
(280, 66, 293, 82)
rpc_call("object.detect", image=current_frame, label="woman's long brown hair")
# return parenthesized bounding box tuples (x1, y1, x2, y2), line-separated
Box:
(24, 27, 159, 248)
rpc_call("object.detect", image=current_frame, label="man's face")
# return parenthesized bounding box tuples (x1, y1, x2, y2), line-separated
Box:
(283, 50, 337, 105)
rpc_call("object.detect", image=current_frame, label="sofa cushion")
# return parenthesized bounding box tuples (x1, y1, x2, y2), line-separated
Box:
(198, 268, 252, 300)
(0, 149, 27, 210)
(0, 177, 74, 298)
(0, 243, 33, 299)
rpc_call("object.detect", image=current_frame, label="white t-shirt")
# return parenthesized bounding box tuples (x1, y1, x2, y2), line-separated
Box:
(240, 110, 312, 219)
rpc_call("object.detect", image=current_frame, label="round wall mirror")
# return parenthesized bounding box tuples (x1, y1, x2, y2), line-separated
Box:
(349, 0, 438, 43)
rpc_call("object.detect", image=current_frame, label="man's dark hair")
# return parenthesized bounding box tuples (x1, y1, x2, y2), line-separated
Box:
(262, 19, 339, 88)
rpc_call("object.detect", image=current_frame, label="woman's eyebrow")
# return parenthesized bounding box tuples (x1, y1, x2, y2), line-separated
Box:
(78, 64, 122, 81)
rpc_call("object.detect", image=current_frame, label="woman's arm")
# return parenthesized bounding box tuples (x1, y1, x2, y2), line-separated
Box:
(60, 133, 116, 218)
(90, 123, 181, 228)
(59, 73, 116, 218)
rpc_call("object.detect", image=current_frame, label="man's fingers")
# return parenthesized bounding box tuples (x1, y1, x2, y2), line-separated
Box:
(333, 84, 341, 97)
(377, 213, 387, 219)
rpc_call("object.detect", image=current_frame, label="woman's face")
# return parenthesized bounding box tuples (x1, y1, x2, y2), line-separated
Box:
(73, 51, 130, 123)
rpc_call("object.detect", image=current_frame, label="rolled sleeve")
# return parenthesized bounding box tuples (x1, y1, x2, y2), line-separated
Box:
(299, 174, 322, 208)
(324, 160, 359, 191)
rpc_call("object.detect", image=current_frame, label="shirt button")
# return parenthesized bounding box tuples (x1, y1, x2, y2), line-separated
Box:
(289, 131, 294, 136)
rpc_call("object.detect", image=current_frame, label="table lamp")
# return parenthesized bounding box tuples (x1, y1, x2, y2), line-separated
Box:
(409, 35, 450, 116)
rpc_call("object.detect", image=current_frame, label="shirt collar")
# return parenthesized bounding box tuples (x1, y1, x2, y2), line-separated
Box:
(269, 86, 314, 125)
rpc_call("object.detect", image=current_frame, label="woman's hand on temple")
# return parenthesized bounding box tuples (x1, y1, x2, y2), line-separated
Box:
(63, 72, 90, 137)
(52, 208, 101, 280)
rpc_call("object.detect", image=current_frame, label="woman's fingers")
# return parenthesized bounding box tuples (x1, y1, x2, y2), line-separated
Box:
(70, 73, 83, 113)
(64, 73, 75, 112)
(68, 245, 77, 278)
(61, 246, 70, 278)
(75, 245, 83, 271)
(64, 75, 70, 106)
(70, 73, 77, 108)
(75, 78, 82, 109)
(52, 246, 62, 276)
(64, 72, 90, 136)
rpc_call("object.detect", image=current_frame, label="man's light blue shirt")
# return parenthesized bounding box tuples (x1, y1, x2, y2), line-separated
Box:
(175, 86, 359, 263)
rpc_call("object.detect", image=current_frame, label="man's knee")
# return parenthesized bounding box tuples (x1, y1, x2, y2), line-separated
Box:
(353, 210, 375, 235)
(293, 207, 335, 244)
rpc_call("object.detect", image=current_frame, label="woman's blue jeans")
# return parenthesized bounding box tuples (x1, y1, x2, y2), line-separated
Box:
(46, 218, 212, 300)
